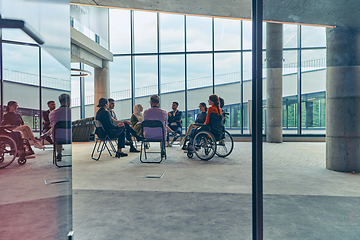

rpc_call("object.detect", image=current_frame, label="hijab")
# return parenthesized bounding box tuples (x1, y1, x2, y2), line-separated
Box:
(133, 104, 144, 122)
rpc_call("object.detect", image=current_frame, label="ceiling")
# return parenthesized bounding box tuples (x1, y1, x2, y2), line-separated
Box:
(70, 0, 360, 28)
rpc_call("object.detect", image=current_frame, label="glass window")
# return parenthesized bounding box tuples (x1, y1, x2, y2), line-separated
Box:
(84, 64, 94, 118)
(301, 25, 326, 48)
(71, 63, 81, 120)
(186, 15, 212, 52)
(110, 9, 131, 54)
(134, 11, 157, 53)
(110, 57, 132, 120)
(243, 51, 252, 134)
(214, 18, 241, 50)
(135, 55, 158, 108)
(242, 20, 252, 50)
(283, 24, 297, 48)
(215, 52, 241, 134)
(159, 13, 184, 52)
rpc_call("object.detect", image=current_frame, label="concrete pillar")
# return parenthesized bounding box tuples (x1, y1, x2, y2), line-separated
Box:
(266, 23, 283, 143)
(94, 60, 110, 115)
(326, 27, 360, 172)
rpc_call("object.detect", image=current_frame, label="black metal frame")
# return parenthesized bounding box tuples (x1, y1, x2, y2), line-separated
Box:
(91, 120, 118, 161)
(52, 121, 72, 168)
(140, 120, 166, 163)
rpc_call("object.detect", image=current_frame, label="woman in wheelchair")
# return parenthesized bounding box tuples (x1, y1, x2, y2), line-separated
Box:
(184, 94, 222, 152)
(2, 101, 45, 149)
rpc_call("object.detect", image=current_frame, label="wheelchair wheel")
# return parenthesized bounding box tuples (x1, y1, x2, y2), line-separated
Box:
(187, 152, 193, 158)
(192, 131, 216, 161)
(0, 135, 17, 169)
(216, 130, 234, 157)
(18, 157, 27, 165)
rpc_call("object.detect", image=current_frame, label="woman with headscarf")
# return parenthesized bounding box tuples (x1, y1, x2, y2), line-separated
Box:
(130, 104, 144, 135)
(2, 101, 45, 149)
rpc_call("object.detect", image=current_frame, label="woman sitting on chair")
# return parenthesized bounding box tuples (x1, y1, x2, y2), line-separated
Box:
(2, 101, 45, 149)
(96, 98, 135, 157)
(130, 104, 144, 136)
(185, 95, 222, 151)
(180, 102, 207, 147)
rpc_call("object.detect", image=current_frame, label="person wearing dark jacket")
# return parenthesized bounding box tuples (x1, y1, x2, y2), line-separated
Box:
(166, 101, 182, 146)
(95, 98, 129, 157)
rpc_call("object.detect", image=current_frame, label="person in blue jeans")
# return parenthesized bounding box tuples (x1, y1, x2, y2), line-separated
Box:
(166, 101, 182, 147)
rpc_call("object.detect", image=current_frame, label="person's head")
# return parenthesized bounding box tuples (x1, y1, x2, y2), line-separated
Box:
(6, 101, 18, 112)
(208, 94, 220, 112)
(219, 97, 225, 109)
(108, 98, 115, 110)
(47, 100, 56, 111)
(97, 98, 108, 109)
(199, 102, 207, 112)
(133, 104, 143, 114)
(172, 102, 179, 111)
(150, 95, 160, 107)
(59, 93, 71, 107)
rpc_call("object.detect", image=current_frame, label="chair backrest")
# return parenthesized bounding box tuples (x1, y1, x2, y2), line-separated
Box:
(141, 120, 165, 141)
(209, 112, 224, 141)
(94, 120, 107, 139)
(53, 121, 72, 144)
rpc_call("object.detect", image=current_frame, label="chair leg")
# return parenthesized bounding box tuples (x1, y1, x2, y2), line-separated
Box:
(91, 139, 103, 161)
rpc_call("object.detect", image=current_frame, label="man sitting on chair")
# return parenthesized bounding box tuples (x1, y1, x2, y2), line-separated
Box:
(143, 95, 168, 141)
(49, 93, 71, 161)
(166, 101, 182, 147)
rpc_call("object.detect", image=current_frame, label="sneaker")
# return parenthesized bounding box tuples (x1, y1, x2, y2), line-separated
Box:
(34, 142, 45, 149)
(116, 152, 128, 158)
(165, 142, 169, 147)
(56, 153, 62, 162)
(130, 147, 140, 153)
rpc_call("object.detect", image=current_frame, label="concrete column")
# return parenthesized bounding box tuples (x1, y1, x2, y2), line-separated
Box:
(94, 60, 110, 115)
(266, 23, 283, 143)
(326, 27, 360, 172)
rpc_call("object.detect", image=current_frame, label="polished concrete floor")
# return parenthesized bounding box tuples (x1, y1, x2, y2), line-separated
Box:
(72, 141, 360, 240)
(1, 141, 359, 240)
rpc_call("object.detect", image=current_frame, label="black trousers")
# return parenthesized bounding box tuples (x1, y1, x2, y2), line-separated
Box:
(109, 127, 126, 149)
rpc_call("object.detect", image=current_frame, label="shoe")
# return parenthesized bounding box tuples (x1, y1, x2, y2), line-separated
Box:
(168, 141, 173, 147)
(145, 143, 150, 149)
(165, 142, 169, 147)
(125, 141, 131, 146)
(130, 148, 140, 153)
(40, 134, 47, 140)
(56, 153, 62, 162)
(115, 152, 128, 158)
(136, 136, 143, 142)
(34, 142, 45, 149)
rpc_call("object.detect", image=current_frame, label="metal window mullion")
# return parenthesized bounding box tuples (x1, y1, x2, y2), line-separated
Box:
(241, 20, 244, 134)
(297, 25, 302, 134)
(157, 13, 161, 101)
(130, 10, 135, 111)
(184, 15, 188, 131)
(212, 17, 215, 94)
(39, 46, 42, 132)
(80, 62, 85, 119)
(252, 0, 263, 239)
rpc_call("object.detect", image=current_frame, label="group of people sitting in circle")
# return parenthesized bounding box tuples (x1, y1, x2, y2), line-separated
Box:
(1, 93, 71, 161)
(95, 93, 224, 158)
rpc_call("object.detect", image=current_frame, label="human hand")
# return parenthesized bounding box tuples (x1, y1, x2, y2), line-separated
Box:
(117, 122, 124, 127)
(168, 112, 171, 117)
(124, 120, 131, 125)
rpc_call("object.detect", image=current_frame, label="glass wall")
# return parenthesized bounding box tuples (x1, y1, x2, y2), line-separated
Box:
(0, 1, 72, 239)
(107, 9, 326, 135)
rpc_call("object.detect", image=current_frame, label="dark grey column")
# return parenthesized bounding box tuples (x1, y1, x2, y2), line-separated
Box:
(266, 23, 283, 143)
(94, 60, 110, 115)
(326, 27, 360, 172)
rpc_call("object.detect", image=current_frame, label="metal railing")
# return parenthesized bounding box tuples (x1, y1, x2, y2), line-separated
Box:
(71, 58, 326, 107)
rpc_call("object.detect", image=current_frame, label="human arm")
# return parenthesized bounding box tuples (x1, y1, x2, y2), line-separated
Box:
(204, 108, 218, 125)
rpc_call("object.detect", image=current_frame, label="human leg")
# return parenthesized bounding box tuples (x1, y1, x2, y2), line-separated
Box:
(124, 122, 140, 152)
(115, 130, 128, 157)
(14, 125, 44, 149)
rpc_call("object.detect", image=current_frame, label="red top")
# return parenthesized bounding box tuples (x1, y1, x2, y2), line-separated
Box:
(204, 105, 222, 125)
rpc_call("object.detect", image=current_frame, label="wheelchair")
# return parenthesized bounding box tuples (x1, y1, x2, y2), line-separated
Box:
(186, 112, 234, 161)
(0, 126, 34, 169)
